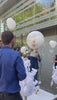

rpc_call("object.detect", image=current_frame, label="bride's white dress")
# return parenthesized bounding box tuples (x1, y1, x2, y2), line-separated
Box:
(20, 57, 39, 100)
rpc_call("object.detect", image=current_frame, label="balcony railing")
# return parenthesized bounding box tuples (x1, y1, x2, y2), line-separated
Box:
(15, 6, 57, 35)
(0, 0, 57, 35)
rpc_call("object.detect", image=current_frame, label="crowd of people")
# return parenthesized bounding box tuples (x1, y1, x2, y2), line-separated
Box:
(0, 30, 57, 100)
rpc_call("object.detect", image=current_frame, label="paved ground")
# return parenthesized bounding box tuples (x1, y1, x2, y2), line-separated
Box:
(27, 89, 57, 100)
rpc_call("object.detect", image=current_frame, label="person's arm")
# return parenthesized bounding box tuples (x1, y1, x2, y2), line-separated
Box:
(16, 54, 27, 81)
(36, 54, 41, 62)
(53, 56, 55, 63)
(55, 60, 57, 63)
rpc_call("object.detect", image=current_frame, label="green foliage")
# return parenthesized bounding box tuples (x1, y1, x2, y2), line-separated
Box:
(25, 6, 34, 19)
(16, 12, 23, 22)
(23, 41, 27, 46)
(35, 3, 42, 14)
(15, 37, 27, 47)
(16, 40, 21, 47)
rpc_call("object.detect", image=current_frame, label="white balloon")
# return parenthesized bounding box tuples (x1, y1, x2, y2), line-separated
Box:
(21, 46, 28, 53)
(49, 40, 57, 48)
(27, 31, 44, 49)
(6, 18, 16, 31)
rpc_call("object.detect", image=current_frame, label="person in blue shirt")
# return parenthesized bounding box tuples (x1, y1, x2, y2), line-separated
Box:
(0, 31, 26, 100)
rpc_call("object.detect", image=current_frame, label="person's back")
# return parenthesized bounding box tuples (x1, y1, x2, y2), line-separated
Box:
(0, 47, 26, 93)
(0, 31, 26, 100)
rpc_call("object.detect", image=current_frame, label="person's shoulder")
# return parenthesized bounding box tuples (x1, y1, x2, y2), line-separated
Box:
(11, 49, 21, 57)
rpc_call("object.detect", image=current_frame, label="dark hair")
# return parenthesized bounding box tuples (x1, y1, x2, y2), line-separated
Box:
(14, 46, 20, 51)
(1, 31, 14, 45)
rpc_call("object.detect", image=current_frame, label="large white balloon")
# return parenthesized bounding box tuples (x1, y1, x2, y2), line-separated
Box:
(49, 40, 57, 48)
(27, 31, 44, 49)
(6, 18, 16, 31)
